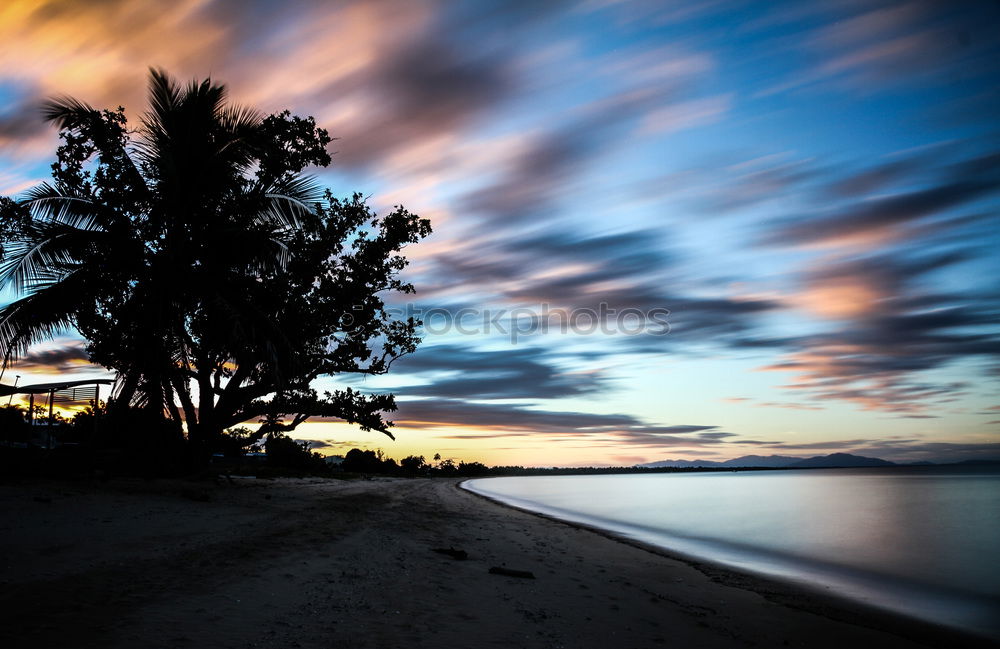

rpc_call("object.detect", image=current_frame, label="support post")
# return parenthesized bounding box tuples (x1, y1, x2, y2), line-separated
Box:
(94, 383, 100, 437)
(48, 390, 55, 449)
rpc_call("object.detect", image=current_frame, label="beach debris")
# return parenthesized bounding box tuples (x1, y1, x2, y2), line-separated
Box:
(431, 547, 468, 560)
(489, 566, 535, 579)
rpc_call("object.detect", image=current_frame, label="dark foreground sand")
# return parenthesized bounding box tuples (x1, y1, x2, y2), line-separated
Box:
(0, 477, 995, 649)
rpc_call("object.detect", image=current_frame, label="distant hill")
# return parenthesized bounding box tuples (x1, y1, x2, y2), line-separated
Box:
(640, 454, 801, 469)
(787, 453, 895, 468)
(639, 458, 725, 468)
(639, 458, 726, 468)
(951, 458, 1000, 466)
(640, 452, 895, 469)
(722, 454, 801, 468)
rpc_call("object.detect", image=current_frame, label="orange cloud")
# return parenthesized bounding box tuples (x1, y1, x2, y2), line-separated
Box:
(794, 270, 889, 320)
(0, 0, 228, 150)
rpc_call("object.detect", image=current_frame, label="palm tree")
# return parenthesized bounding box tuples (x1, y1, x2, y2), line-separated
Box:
(0, 69, 327, 439)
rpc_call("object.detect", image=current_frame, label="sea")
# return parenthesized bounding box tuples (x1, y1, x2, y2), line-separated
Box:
(463, 466, 1000, 638)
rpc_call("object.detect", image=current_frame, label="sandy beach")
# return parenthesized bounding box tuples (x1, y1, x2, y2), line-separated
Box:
(1, 476, 994, 649)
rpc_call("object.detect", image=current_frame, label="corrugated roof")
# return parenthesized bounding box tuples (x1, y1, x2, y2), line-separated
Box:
(0, 378, 114, 396)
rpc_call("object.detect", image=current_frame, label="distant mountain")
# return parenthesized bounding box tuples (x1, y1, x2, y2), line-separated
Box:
(640, 454, 799, 469)
(787, 453, 895, 468)
(950, 458, 1000, 466)
(639, 452, 895, 469)
(639, 458, 726, 468)
(722, 454, 800, 468)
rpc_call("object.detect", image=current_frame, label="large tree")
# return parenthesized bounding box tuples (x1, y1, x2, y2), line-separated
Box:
(0, 69, 430, 447)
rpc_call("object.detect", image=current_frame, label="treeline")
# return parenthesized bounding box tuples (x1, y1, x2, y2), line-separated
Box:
(336, 449, 786, 478)
(340, 449, 493, 477)
(0, 403, 98, 444)
(1, 405, 818, 480)
(0, 403, 335, 478)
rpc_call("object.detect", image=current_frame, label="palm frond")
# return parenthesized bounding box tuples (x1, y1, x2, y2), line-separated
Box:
(40, 95, 98, 129)
(146, 68, 181, 125)
(20, 183, 104, 229)
(257, 175, 323, 229)
(0, 243, 67, 293)
(186, 75, 227, 121)
(219, 103, 263, 134)
(0, 272, 87, 366)
(0, 221, 100, 290)
(272, 174, 325, 204)
(261, 194, 314, 230)
(215, 103, 264, 171)
(139, 68, 182, 163)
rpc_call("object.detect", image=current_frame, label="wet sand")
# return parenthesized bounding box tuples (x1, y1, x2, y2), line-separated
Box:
(0, 477, 994, 648)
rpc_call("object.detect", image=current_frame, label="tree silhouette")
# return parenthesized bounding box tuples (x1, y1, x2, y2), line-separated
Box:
(399, 454, 426, 475)
(0, 69, 430, 452)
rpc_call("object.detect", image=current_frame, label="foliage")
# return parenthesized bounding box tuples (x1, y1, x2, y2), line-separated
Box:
(332, 449, 791, 479)
(399, 454, 427, 475)
(436, 458, 458, 476)
(69, 400, 106, 431)
(0, 404, 29, 442)
(456, 461, 490, 476)
(0, 69, 430, 454)
(337, 449, 508, 478)
(263, 433, 327, 472)
(216, 425, 262, 457)
(342, 448, 398, 474)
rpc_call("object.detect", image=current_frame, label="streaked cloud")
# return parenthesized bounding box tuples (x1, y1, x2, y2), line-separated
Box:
(385, 343, 609, 400)
(2, 0, 998, 464)
(16, 342, 91, 374)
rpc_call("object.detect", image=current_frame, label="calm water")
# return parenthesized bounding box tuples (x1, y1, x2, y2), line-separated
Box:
(464, 467, 1000, 637)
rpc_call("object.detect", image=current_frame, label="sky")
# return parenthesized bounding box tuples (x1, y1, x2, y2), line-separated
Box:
(1, 0, 999, 466)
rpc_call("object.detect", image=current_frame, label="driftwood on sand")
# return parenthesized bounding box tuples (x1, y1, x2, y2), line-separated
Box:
(432, 547, 468, 560)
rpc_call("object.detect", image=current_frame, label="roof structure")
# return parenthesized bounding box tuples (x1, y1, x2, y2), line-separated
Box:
(0, 378, 114, 397)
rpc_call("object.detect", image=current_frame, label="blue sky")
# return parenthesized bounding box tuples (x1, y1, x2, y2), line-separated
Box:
(1, 0, 998, 465)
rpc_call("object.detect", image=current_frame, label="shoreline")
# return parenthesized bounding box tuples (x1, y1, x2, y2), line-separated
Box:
(1, 476, 996, 648)
(458, 479, 997, 648)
